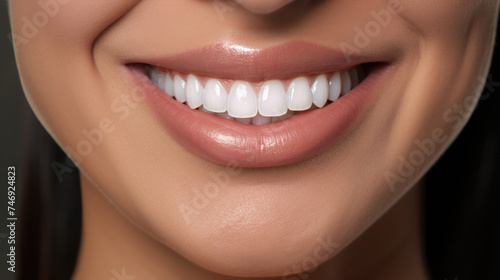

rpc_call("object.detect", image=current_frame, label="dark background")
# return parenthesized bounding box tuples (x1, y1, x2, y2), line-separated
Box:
(1, 2, 24, 280)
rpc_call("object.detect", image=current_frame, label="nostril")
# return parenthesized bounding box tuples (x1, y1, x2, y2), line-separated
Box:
(228, 0, 297, 14)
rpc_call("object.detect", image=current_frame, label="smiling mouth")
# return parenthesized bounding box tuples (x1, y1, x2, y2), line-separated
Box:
(147, 65, 366, 125)
(125, 41, 388, 167)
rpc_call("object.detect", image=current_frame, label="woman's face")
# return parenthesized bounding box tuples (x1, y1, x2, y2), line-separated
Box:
(9, 0, 498, 276)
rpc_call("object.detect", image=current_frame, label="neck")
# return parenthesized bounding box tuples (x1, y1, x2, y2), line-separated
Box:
(72, 176, 429, 280)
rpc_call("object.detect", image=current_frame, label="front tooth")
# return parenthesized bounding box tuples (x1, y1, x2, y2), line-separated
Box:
(174, 75, 187, 103)
(151, 70, 166, 91)
(252, 113, 272, 125)
(165, 74, 175, 97)
(341, 71, 352, 95)
(311, 75, 329, 108)
(287, 77, 312, 111)
(203, 79, 228, 113)
(328, 72, 341, 101)
(228, 81, 258, 118)
(186, 74, 204, 109)
(258, 80, 287, 117)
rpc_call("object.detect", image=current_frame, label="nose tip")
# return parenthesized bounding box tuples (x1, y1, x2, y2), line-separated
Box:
(230, 0, 297, 14)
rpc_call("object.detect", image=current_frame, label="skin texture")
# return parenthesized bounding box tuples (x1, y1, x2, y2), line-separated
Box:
(8, 0, 499, 279)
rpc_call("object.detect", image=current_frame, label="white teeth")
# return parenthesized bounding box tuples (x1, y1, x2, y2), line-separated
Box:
(258, 80, 288, 117)
(252, 113, 272, 125)
(328, 72, 341, 101)
(186, 74, 204, 109)
(174, 75, 187, 103)
(287, 77, 312, 111)
(165, 74, 175, 97)
(228, 81, 258, 118)
(311, 75, 329, 108)
(340, 71, 352, 96)
(150, 66, 364, 124)
(203, 79, 228, 113)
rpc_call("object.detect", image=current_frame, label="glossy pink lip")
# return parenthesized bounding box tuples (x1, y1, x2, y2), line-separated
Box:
(129, 41, 367, 81)
(125, 42, 387, 167)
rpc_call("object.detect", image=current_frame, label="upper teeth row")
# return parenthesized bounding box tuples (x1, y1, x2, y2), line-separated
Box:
(149, 67, 361, 118)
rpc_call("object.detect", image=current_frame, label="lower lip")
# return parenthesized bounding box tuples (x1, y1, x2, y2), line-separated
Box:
(127, 64, 387, 167)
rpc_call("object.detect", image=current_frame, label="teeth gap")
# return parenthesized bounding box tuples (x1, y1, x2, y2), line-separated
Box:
(146, 64, 368, 125)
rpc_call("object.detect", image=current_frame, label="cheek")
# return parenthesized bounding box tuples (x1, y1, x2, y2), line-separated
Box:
(344, 0, 499, 202)
(10, 0, 141, 47)
(9, 0, 141, 143)
(397, 0, 496, 39)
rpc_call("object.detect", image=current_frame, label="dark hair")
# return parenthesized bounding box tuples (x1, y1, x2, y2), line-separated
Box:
(18, 106, 81, 280)
(423, 53, 500, 279)
(17, 21, 500, 280)
(422, 14, 500, 280)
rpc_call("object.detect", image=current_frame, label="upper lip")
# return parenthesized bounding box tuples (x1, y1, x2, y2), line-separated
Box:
(131, 41, 370, 81)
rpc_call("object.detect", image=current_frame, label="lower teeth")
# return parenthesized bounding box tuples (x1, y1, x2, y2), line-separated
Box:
(203, 107, 297, 124)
